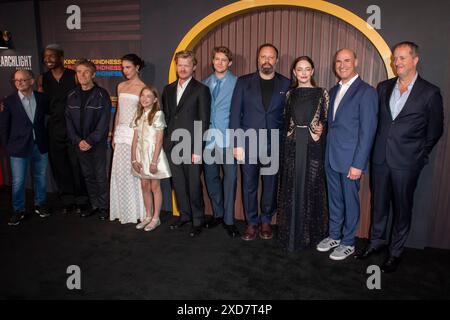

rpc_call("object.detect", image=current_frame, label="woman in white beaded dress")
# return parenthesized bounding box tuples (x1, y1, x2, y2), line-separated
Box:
(110, 54, 146, 223)
(131, 86, 171, 231)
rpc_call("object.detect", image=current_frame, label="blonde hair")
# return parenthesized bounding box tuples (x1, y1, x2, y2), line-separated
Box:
(134, 85, 161, 126)
(174, 50, 197, 66)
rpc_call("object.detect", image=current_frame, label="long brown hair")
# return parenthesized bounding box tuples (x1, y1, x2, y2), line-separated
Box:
(289, 56, 317, 89)
(134, 85, 161, 126)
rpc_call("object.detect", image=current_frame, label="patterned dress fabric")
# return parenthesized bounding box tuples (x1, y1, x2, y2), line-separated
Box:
(110, 93, 145, 224)
(277, 87, 330, 251)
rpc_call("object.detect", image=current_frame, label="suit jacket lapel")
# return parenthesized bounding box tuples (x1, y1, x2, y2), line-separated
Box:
(329, 85, 338, 121)
(14, 93, 33, 125)
(33, 92, 40, 124)
(166, 82, 177, 119)
(267, 74, 283, 112)
(334, 77, 361, 119)
(216, 72, 231, 103)
(384, 78, 396, 121)
(339, 77, 361, 109)
(176, 79, 195, 113)
(251, 73, 265, 112)
(395, 76, 424, 119)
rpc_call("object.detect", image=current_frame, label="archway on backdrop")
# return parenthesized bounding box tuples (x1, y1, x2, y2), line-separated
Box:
(169, 0, 392, 237)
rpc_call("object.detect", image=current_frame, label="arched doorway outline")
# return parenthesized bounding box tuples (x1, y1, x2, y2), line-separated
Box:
(168, 0, 393, 216)
(168, 0, 394, 82)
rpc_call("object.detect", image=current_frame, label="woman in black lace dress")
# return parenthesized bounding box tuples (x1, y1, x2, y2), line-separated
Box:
(277, 56, 329, 252)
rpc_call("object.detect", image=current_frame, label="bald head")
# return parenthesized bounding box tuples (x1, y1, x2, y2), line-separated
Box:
(334, 48, 358, 83)
(335, 48, 357, 60)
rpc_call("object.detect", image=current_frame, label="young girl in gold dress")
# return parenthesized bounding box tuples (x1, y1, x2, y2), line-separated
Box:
(131, 85, 171, 231)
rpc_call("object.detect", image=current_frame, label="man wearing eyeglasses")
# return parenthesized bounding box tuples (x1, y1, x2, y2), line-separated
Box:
(0, 69, 50, 226)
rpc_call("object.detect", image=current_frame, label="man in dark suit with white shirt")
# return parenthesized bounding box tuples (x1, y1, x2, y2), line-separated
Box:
(162, 50, 211, 237)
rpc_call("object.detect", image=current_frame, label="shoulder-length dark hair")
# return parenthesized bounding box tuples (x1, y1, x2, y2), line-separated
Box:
(289, 56, 316, 89)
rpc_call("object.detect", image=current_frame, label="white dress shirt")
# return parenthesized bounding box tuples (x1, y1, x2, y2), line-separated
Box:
(333, 74, 359, 120)
(176, 76, 193, 105)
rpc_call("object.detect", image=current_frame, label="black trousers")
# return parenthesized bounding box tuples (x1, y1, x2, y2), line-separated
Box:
(169, 161, 204, 227)
(75, 144, 108, 210)
(48, 135, 88, 206)
(370, 163, 421, 257)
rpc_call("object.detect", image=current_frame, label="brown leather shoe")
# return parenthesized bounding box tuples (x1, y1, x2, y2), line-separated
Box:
(259, 223, 273, 240)
(241, 224, 258, 241)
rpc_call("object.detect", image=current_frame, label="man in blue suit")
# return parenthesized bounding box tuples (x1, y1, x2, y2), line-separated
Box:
(203, 46, 239, 238)
(317, 49, 378, 260)
(0, 69, 50, 226)
(229, 43, 290, 241)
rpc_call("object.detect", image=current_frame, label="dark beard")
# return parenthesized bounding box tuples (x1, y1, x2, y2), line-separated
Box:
(260, 65, 274, 75)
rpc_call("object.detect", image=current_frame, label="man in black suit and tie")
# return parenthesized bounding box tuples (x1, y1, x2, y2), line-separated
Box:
(355, 42, 444, 272)
(162, 50, 211, 237)
(0, 70, 50, 225)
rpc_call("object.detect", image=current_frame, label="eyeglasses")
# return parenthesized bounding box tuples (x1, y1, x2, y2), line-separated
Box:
(13, 78, 32, 83)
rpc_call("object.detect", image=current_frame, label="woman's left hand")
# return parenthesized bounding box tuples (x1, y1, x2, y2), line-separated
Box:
(311, 122, 324, 137)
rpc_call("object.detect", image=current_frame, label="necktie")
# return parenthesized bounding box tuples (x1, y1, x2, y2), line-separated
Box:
(212, 79, 222, 100)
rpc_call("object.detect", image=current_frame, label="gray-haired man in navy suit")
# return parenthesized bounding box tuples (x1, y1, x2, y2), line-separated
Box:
(354, 42, 443, 273)
(0, 69, 50, 225)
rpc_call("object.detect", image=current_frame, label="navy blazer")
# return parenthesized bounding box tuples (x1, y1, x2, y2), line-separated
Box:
(0, 91, 49, 157)
(325, 76, 378, 173)
(372, 75, 443, 170)
(229, 72, 290, 149)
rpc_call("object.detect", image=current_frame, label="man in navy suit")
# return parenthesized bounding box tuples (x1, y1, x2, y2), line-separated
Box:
(0, 70, 50, 226)
(229, 43, 290, 241)
(355, 42, 444, 272)
(317, 49, 378, 260)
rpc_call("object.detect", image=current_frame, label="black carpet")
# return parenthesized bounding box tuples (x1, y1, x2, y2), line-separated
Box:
(1, 186, 449, 300)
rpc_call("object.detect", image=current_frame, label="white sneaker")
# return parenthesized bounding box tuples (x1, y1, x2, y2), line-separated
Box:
(329, 245, 355, 260)
(136, 217, 152, 230)
(316, 237, 341, 252)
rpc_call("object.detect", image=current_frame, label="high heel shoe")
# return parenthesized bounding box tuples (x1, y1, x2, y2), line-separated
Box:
(136, 216, 152, 230)
(144, 218, 161, 232)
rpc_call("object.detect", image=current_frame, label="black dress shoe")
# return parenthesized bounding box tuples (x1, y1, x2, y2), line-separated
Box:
(98, 209, 109, 221)
(73, 206, 83, 215)
(204, 217, 223, 229)
(81, 208, 98, 218)
(381, 256, 401, 273)
(354, 246, 382, 260)
(169, 219, 191, 230)
(61, 205, 74, 215)
(223, 224, 240, 238)
(189, 226, 202, 237)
